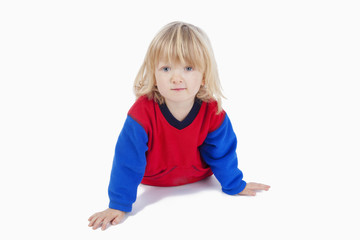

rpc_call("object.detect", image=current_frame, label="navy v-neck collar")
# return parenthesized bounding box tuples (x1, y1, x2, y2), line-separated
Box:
(159, 99, 202, 130)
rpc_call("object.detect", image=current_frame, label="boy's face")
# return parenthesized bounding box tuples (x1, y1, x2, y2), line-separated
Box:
(155, 58, 204, 106)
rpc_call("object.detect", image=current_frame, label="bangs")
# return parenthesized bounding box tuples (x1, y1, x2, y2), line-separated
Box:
(152, 24, 207, 71)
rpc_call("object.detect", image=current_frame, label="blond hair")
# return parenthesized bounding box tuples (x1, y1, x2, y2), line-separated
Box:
(133, 21, 225, 113)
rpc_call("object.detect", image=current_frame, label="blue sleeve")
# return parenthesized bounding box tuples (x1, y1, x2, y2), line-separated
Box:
(108, 115, 148, 212)
(199, 114, 246, 195)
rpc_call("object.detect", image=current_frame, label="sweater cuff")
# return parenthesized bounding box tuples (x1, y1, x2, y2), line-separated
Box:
(109, 201, 132, 212)
(222, 180, 247, 195)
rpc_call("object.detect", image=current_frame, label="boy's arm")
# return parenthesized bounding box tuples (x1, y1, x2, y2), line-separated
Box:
(199, 113, 246, 195)
(108, 115, 148, 212)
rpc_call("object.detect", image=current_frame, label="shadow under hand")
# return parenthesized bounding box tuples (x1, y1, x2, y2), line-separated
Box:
(129, 176, 221, 216)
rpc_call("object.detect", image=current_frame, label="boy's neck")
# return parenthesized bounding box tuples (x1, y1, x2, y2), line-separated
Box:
(164, 98, 195, 122)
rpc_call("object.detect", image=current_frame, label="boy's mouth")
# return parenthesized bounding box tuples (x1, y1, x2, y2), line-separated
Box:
(171, 88, 186, 91)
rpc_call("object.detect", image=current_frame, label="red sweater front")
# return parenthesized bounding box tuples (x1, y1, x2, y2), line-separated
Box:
(128, 96, 225, 186)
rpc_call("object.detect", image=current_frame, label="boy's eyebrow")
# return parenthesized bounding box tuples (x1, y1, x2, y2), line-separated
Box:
(158, 60, 192, 65)
(157, 62, 169, 68)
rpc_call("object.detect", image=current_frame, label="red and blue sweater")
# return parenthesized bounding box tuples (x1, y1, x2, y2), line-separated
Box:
(108, 96, 246, 212)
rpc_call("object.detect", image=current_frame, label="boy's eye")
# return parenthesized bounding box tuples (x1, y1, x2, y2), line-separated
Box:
(185, 67, 193, 71)
(162, 67, 170, 72)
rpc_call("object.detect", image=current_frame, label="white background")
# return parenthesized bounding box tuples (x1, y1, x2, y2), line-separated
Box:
(1, 0, 359, 239)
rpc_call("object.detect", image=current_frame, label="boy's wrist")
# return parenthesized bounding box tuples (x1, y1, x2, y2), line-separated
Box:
(109, 202, 132, 213)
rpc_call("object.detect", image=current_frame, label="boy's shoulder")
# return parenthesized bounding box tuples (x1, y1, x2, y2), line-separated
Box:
(205, 99, 221, 112)
(127, 96, 156, 130)
(203, 99, 226, 132)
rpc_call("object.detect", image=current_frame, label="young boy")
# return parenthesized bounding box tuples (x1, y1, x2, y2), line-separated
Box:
(88, 21, 270, 231)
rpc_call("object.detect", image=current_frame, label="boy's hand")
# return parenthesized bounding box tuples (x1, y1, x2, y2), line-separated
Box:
(238, 182, 270, 196)
(88, 208, 125, 231)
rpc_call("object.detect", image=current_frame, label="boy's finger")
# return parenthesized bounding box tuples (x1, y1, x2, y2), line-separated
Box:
(249, 183, 270, 190)
(244, 190, 256, 196)
(88, 213, 97, 222)
(93, 217, 104, 230)
(262, 185, 271, 190)
(112, 215, 124, 225)
(239, 189, 255, 196)
(101, 219, 110, 231)
(249, 190, 256, 196)
(254, 184, 270, 190)
(88, 216, 97, 227)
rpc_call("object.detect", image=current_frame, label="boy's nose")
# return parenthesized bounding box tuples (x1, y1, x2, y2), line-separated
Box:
(171, 77, 183, 84)
(171, 72, 183, 84)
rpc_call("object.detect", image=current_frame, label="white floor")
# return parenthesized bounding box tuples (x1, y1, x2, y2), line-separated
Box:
(1, 1, 359, 239)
